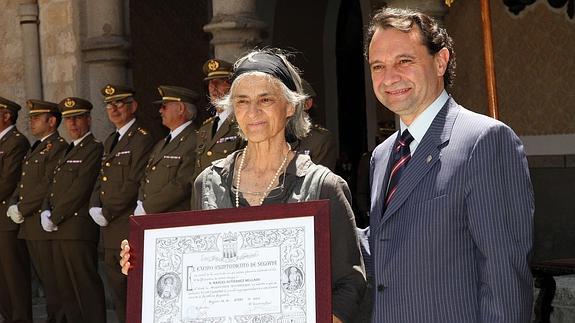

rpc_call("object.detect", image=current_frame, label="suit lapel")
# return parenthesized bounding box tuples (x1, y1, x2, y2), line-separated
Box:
(370, 132, 399, 229)
(379, 98, 461, 225)
(205, 117, 232, 149)
(150, 124, 192, 166)
(104, 122, 137, 161)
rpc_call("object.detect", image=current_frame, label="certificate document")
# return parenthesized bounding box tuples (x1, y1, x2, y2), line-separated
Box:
(141, 216, 316, 323)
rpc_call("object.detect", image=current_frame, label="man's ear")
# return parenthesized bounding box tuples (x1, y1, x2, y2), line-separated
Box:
(435, 47, 450, 77)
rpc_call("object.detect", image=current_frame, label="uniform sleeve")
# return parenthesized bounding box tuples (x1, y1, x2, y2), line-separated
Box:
(0, 136, 29, 202)
(50, 143, 103, 224)
(319, 173, 367, 322)
(465, 124, 533, 323)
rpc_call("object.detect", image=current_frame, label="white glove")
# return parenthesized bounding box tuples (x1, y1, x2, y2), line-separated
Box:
(40, 210, 58, 232)
(133, 200, 146, 216)
(89, 207, 108, 226)
(7, 205, 24, 224)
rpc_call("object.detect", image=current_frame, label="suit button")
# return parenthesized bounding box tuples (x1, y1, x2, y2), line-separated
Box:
(50, 193, 54, 197)
(377, 284, 385, 292)
(146, 179, 150, 183)
(223, 150, 227, 154)
(101, 191, 105, 195)
(74, 212, 78, 216)
(207, 151, 213, 156)
(152, 166, 156, 171)
(22, 172, 26, 176)
(105, 162, 111, 167)
(25, 161, 29, 165)
(20, 196, 23, 200)
(103, 176, 108, 181)
(57, 168, 61, 171)
(20, 184, 24, 188)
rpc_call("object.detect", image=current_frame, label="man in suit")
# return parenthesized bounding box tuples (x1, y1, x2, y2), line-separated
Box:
(365, 7, 533, 322)
(291, 79, 337, 170)
(195, 59, 244, 178)
(135, 85, 198, 214)
(41, 97, 106, 323)
(8, 99, 67, 323)
(89, 84, 155, 323)
(0, 97, 32, 323)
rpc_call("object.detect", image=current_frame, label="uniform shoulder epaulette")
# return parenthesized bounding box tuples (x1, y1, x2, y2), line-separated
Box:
(313, 124, 328, 131)
(137, 127, 149, 135)
(58, 138, 65, 142)
(202, 116, 215, 125)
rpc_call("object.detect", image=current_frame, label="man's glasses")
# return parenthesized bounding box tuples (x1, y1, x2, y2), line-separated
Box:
(106, 99, 133, 110)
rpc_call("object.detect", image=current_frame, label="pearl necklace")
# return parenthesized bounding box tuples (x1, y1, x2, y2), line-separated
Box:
(235, 143, 290, 207)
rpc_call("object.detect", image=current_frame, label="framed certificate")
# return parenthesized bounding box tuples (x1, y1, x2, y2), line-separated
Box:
(126, 200, 332, 323)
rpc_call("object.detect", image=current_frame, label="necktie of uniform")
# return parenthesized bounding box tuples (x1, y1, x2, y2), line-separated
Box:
(30, 140, 41, 152)
(65, 142, 75, 155)
(211, 116, 220, 138)
(163, 133, 172, 149)
(385, 130, 414, 208)
(109, 131, 120, 152)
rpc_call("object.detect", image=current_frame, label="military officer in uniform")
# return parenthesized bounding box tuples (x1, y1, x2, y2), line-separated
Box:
(290, 79, 337, 170)
(135, 85, 198, 214)
(40, 97, 106, 323)
(89, 85, 154, 323)
(194, 59, 244, 178)
(0, 97, 32, 323)
(8, 99, 67, 323)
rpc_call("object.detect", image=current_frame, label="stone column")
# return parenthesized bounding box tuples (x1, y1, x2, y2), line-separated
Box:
(18, 0, 43, 100)
(82, 0, 130, 139)
(203, 0, 266, 62)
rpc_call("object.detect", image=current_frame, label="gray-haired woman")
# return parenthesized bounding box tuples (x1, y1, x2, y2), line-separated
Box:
(122, 49, 366, 322)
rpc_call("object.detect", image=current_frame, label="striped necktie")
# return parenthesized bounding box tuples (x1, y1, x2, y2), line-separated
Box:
(385, 130, 414, 208)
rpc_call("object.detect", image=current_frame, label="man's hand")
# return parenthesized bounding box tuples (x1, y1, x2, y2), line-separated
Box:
(40, 210, 58, 232)
(120, 239, 132, 275)
(332, 315, 343, 323)
(89, 207, 108, 226)
(7, 205, 24, 224)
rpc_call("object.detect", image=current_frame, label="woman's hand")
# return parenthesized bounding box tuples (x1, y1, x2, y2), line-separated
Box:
(120, 239, 131, 275)
(332, 314, 343, 323)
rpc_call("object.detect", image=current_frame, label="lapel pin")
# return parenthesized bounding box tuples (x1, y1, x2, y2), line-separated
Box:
(426, 155, 433, 163)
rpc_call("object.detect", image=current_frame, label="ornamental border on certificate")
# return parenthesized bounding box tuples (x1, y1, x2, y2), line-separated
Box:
(126, 200, 332, 323)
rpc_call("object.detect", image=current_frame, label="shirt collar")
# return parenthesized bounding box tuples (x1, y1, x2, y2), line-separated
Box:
(0, 125, 15, 140)
(117, 118, 136, 139)
(400, 90, 449, 144)
(170, 120, 192, 139)
(217, 108, 231, 122)
(73, 132, 92, 146)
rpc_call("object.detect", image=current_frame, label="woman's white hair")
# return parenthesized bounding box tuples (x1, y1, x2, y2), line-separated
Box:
(216, 49, 311, 140)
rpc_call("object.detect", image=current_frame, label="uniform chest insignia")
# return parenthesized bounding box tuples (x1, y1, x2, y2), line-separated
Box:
(216, 135, 238, 144)
(163, 155, 181, 160)
(115, 151, 131, 157)
(66, 160, 82, 164)
(138, 128, 148, 135)
(302, 150, 310, 155)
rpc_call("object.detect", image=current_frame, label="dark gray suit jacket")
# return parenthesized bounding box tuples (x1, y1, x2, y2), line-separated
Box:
(369, 98, 534, 322)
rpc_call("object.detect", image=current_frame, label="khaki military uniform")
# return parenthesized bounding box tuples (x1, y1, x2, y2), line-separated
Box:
(139, 124, 197, 213)
(195, 116, 244, 178)
(11, 131, 67, 323)
(43, 133, 106, 323)
(0, 127, 32, 323)
(89, 121, 154, 323)
(292, 124, 337, 170)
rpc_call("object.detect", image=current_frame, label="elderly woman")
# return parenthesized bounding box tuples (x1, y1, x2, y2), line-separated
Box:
(122, 49, 366, 322)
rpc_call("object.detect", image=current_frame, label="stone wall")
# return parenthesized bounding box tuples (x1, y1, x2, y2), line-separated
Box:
(444, 0, 575, 136)
(0, 0, 27, 136)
